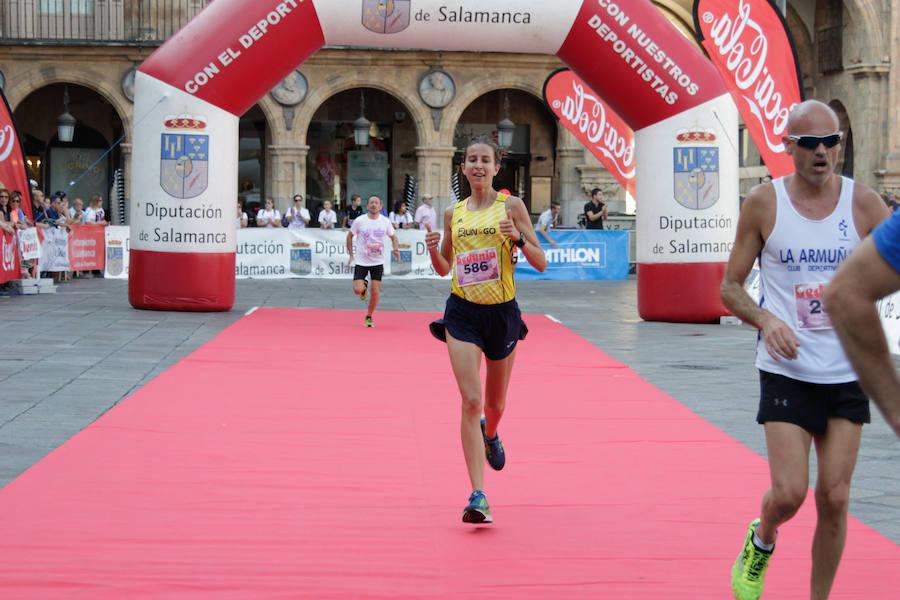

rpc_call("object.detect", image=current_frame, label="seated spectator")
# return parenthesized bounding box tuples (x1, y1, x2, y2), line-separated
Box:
(389, 201, 412, 229)
(318, 199, 337, 229)
(9, 191, 31, 229)
(82, 194, 108, 225)
(0, 189, 11, 230)
(44, 192, 65, 227)
(30, 189, 47, 226)
(69, 197, 84, 223)
(237, 200, 248, 228)
(256, 197, 281, 228)
(284, 194, 310, 228)
(53, 192, 71, 228)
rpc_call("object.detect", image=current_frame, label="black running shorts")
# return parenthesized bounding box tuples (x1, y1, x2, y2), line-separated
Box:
(757, 370, 870, 435)
(353, 264, 383, 281)
(429, 294, 527, 361)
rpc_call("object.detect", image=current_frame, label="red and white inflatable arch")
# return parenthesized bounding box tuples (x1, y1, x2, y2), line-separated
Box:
(131, 0, 737, 322)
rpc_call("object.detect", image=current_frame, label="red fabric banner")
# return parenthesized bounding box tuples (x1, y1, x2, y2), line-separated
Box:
(543, 69, 635, 196)
(693, 0, 804, 178)
(0, 228, 20, 283)
(67, 224, 106, 271)
(0, 88, 32, 222)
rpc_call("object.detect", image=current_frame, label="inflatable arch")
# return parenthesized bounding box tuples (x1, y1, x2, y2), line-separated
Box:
(130, 0, 738, 322)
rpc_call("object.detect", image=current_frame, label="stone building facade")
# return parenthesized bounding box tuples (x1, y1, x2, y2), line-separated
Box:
(0, 0, 896, 230)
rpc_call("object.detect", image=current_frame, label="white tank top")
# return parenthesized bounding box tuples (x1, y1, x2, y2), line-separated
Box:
(755, 176, 859, 383)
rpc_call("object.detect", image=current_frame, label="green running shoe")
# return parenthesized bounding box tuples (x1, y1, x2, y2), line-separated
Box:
(731, 518, 774, 600)
(364, 315, 373, 328)
(481, 416, 505, 470)
(462, 490, 492, 523)
(360, 279, 368, 301)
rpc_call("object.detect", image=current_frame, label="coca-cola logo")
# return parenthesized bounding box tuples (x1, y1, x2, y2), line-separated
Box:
(1, 233, 15, 272)
(549, 78, 634, 184)
(0, 124, 15, 162)
(701, 0, 798, 152)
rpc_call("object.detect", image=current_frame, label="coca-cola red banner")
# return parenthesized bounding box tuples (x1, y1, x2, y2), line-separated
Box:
(543, 69, 635, 196)
(0, 88, 32, 222)
(0, 228, 20, 284)
(694, 0, 804, 178)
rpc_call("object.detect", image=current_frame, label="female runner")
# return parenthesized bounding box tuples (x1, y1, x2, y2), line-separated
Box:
(425, 135, 546, 523)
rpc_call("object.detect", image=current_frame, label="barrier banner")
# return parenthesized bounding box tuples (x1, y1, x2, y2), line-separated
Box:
(104, 226, 130, 279)
(693, 0, 803, 178)
(67, 224, 106, 271)
(39, 227, 70, 273)
(1, 228, 19, 284)
(515, 230, 630, 281)
(235, 228, 293, 279)
(235, 228, 444, 279)
(877, 293, 900, 357)
(543, 69, 635, 195)
(17, 227, 40, 261)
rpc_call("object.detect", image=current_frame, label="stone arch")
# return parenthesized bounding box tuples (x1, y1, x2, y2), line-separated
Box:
(6, 68, 131, 134)
(828, 99, 854, 177)
(840, 0, 885, 63)
(785, 5, 814, 94)
(439, 79, 547, 148)
(293, 78, 425, 150)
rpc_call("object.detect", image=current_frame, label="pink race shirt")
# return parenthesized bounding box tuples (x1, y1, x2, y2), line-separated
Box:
(351, 214, 395, 267)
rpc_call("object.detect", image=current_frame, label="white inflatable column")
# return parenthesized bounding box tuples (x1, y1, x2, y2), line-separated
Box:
(634, 95, 739, 322)
(129, 0, 325, 311)
(556, 0, 738, 321)
(129, 74, 238, 311)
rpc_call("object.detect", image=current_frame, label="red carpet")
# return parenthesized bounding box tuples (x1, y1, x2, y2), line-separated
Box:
(0, 308, 897, 598)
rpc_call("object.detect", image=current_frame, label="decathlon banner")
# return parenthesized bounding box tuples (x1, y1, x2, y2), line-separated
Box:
(693, 0, 803, 178)
(515, 230, 629, 281)
(543, 69, 635, 196)
(0, 88, 32, 222)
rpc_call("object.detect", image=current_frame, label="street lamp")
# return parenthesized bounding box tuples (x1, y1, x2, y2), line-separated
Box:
(56, 85, 76, 143)
(496, 91, 515, 150)
(353, 90, 371, 147)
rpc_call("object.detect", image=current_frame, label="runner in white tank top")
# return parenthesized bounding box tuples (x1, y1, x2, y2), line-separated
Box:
(755, 175, 858, 383)
(720, 100, 889, 600)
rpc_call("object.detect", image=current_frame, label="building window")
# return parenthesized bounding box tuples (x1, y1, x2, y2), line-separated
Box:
(38, 0, 94, 15)
(817, 0, 843, 74)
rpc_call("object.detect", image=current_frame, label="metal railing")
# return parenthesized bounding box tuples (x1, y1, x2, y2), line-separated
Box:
(1, 0, 212, 45)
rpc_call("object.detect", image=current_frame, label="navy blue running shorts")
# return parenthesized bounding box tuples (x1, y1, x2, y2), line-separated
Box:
(757, 370, 870, 435)
(353, 264, 383, 281)
(429, 294, 527, 361)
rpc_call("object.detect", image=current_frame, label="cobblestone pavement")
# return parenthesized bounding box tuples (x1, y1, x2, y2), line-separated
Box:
(1, 276, 897, 543)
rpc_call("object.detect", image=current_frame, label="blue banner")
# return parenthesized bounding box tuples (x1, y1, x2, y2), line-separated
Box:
(515, 230, 630, 280)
